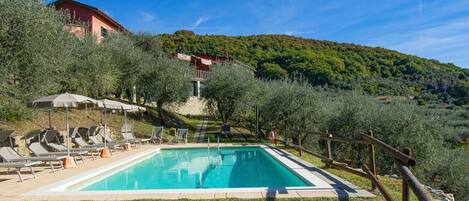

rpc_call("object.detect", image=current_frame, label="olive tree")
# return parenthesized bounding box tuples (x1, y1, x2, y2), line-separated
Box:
(202, 64, 255, 123)
(141, 57, 192, 124)
(101, 33, 152, 102)
(62, 35, 120, 98)
(0, 0, 74, 120)
(259, 79, 324, 144)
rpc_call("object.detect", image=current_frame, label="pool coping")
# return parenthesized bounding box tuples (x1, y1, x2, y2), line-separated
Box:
(23, 144, 358, 197)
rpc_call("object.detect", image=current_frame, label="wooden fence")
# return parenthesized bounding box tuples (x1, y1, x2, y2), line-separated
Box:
(276, 130, 433, 201)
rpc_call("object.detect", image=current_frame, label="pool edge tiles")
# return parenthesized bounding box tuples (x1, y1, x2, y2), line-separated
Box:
(24, 145, 333, 197)
(259, 145, 332, 189)
(23, 148, 160, 195)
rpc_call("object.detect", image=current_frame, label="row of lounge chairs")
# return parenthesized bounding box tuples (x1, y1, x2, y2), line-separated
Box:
(0, 125, 189, 182)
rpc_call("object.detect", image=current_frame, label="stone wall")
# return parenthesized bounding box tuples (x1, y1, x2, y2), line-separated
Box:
(166, 96, 207, 116)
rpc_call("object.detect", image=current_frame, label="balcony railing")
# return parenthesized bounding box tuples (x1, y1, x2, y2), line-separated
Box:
(193, 70, 210, 80)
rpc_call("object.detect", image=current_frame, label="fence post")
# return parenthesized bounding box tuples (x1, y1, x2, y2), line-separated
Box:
(298, 131, 302, 156)
(402, 148, 411, 201)
(368, 130, 377, 191)
(325, 130, 332, 168)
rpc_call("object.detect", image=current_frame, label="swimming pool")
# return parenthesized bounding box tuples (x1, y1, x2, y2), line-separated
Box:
(76, 147, 311, 191)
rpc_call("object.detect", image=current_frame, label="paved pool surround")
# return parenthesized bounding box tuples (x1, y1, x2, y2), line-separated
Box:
(0, 144, 374, 200)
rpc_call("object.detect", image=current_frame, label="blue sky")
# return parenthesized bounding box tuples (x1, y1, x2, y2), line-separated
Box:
(55, 0, 469, 68)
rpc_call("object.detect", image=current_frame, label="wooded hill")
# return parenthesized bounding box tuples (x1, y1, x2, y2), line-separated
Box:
(159, 31, 469, 105)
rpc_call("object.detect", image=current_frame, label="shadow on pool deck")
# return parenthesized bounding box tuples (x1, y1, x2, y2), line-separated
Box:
(265, 145, 373, 200)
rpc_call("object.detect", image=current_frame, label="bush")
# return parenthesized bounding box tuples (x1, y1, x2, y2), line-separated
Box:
(417, 148, 469, 201)
(0, 97, 32, 121)
(322, 93, 443, 173)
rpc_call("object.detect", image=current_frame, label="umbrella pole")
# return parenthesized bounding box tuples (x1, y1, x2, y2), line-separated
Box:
(100, 106, 110, 158)
(63, 106, 76, 168)
(124, 110, 128, 143)
(48, 109, 52, 129)
(66, 107, 70, 156)
(104, 107, 107, 148)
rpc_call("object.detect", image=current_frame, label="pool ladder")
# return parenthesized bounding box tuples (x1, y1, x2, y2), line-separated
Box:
(207, 137, 220, 150)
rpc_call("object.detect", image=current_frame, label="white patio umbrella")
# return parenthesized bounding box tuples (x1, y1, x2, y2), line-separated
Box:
(97, 99, 131, 147)
(29, 93, 97, 156)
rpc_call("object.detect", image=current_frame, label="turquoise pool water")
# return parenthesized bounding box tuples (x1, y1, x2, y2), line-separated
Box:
(78, 147, 311, 191)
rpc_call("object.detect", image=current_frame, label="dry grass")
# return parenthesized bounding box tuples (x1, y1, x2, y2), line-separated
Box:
(0, 109, 155, 140)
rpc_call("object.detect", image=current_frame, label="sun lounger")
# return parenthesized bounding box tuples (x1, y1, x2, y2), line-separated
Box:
(28, 142, 86, 164)
(121, 124, 150, 144)
(98, 132, 136, 149)
(89, 135, 122, 151)
(74, 136, 101, 149)
(0, 147, 64, 172)
(41, 128, 97, 159)
(150, 126, 164, 144)
(87, 126, 101, 139)
(0, 161, 41, 182)
(47, 142, 100, 159)
(177, 129, 188, 144)
(41, 129, 61, 144)
(76, 127, 92, 140)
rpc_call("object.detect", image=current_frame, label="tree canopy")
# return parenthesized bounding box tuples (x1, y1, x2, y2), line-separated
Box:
(158, 33, 469, 105)
(0, 0, 187, 121)
(202, 63, 255, 123)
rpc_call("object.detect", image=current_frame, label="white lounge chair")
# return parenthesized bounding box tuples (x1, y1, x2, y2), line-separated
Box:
(89, 135, 122, 152)
(28, 142, 86, 164)
(150, 126, 164, 144)
(121, 124, 150, 144)
(177, 129, 188, 144)
(0, 146, 64, 172)
(0, 161, 41, 182)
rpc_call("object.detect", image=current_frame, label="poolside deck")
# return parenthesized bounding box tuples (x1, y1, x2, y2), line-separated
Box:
(0, 144, 374, 200)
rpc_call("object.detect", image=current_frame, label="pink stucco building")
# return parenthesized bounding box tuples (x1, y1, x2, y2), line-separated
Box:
(51, 0, 127, 42)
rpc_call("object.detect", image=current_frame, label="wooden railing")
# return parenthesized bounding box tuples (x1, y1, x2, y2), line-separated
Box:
(276, 130, 433, 201)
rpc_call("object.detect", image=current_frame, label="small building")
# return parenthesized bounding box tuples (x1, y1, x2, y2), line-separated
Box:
(51, 0, 127, 42)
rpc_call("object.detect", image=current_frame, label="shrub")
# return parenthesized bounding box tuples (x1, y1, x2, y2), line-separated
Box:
(417, 148, 469, 201)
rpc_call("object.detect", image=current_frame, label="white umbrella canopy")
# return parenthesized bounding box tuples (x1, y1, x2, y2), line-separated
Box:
(30, 93, 97, 108)
(29, 93, 97, 156)
(97, 99, 131, 110)
(97, 99, 134, 146)
(126, 104, 146, 113)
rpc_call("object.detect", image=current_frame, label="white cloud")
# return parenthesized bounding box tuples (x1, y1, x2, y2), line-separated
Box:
(284, 30, 316, 36)
(192, 16, 209, 30)
(140, 11, 155, 22)
(368, 17, 469, 67)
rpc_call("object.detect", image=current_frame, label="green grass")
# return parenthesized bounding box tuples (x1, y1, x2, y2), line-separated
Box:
(280, 146, 418, 201)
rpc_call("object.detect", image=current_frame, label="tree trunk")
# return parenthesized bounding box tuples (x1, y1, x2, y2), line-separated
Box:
(156, 100, 165, 126)
(291, 134, 307, 146)
(126, 89, 132, 103)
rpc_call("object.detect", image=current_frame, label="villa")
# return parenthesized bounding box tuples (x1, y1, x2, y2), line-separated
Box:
(51, 0, 127, 42)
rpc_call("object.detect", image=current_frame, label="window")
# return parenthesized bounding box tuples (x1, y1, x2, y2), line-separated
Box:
(100, 27, 108, 38)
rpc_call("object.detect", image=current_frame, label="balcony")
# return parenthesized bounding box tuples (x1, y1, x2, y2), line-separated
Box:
(192, 70, 209, 81)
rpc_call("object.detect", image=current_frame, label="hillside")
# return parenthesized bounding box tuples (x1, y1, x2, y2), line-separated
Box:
(158, 31, 469, 105)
